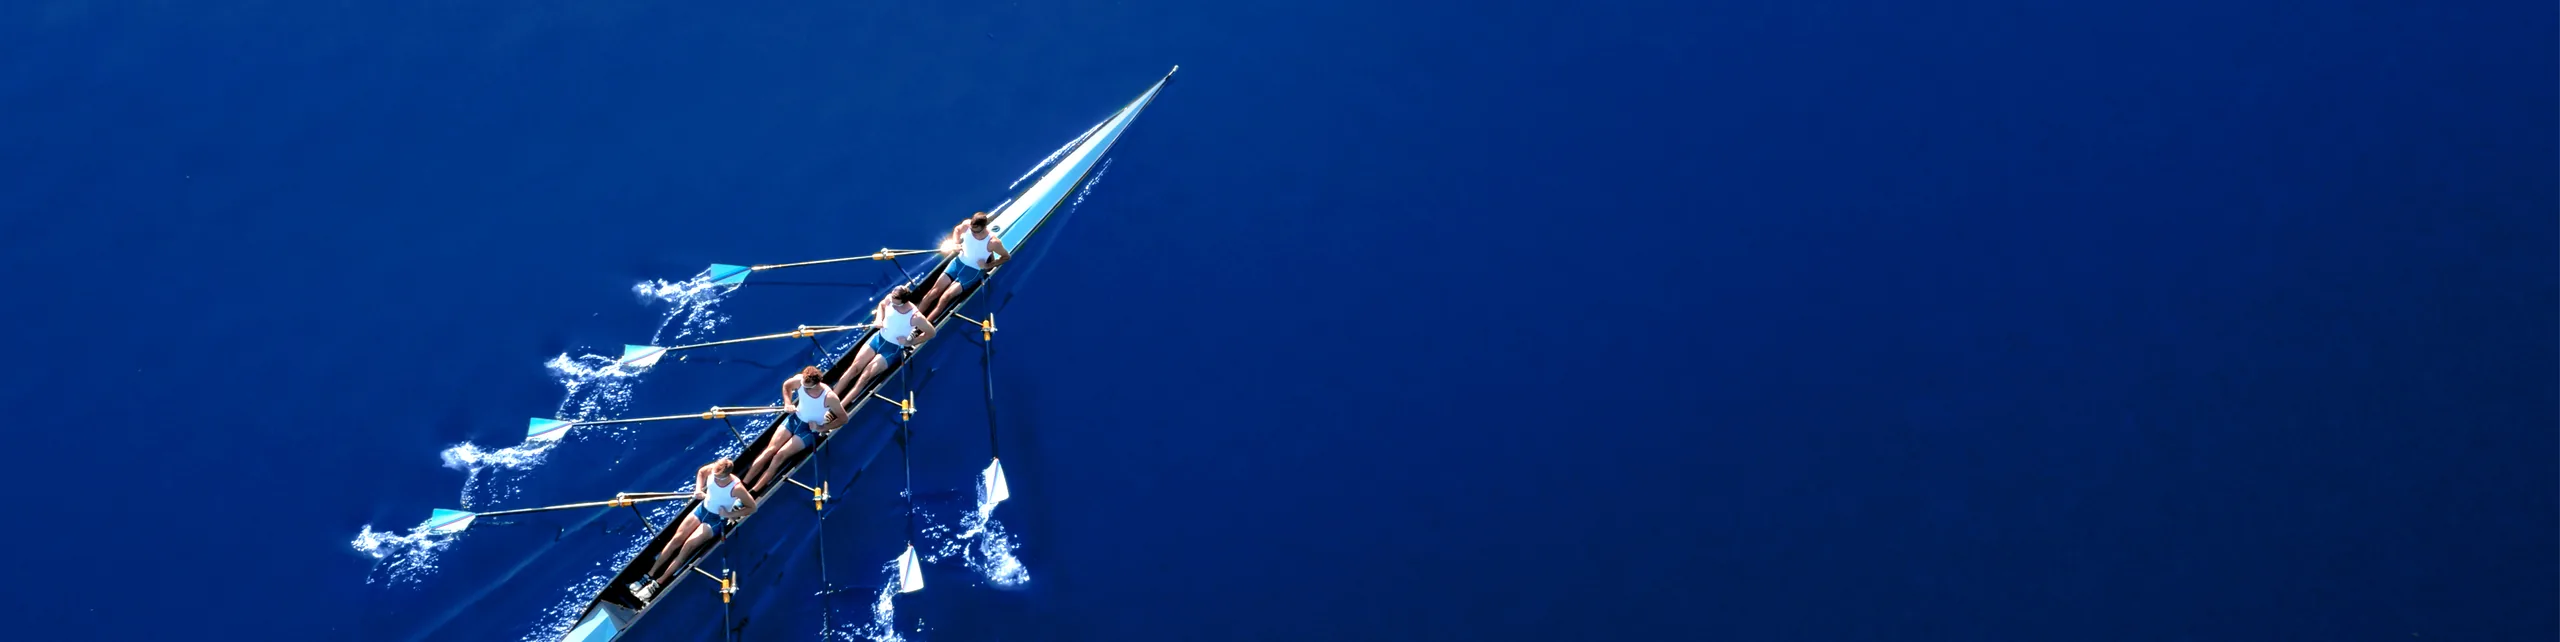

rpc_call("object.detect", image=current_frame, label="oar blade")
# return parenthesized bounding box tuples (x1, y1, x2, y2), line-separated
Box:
(618, 344, 668, 369)
(426, 508, 478, 534)
(982, 458, 1011, 505)
(706, 264, 752, 287)
(525, 417, 574, 443)
(896, 544, 926, 593)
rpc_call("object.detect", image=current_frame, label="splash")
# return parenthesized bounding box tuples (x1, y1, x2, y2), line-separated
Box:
(541, 353, 644, 427)
(439, 441, 551, 472)
(432, 351, 638, 498)
(441, 445, 538, 509)
(1069, 158, 1111, 210)
(1009, 118, 1108, 190)
(633, 268, 738, 344)
(918, 468, 1030, 587)
(350, 516, 461, 586)
(828, 557, 918, 642)
(960, 517, 1029, 588)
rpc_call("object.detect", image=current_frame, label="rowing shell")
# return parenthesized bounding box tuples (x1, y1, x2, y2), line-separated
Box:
(555, 67, 1175, 642)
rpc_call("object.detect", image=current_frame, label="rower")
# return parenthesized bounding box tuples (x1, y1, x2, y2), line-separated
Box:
(741, 366, 846, 493)
(629, 458, 757, 601)
(835, 286, 935, 402)
(922, 212, 1011, 320)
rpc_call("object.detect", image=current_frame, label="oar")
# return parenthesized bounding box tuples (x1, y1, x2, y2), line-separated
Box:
(617, 324, 871, 369)
(894, 363, 925, 594)
(525, 406, 787, 443)
(705, 248, 946, 287)
(957, 313, 1009, 506)
(423, 492, 692, 534)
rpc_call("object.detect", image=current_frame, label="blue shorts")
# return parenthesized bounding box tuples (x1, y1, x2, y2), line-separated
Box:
(783, 414, 821, 445)
(868, 333, 909, 368)
(943, 260, 987, 287)
(692, 505, 730, 538)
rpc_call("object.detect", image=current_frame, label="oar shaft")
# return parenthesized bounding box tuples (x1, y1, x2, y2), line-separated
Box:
(473, 493, 690, 518)
(574, 407, 786, 427)
(665, 325, 867, 352)
(752, 250, 940, 271)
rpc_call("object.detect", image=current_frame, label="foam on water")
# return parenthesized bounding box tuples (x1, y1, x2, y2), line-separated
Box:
(633, 269, 738, 344)
(919, 468, 1031, 587)
(960, 516, 1029, 588)
(351, 516, 461, 586)
(1069, 158, 1110, 210)
(828, 556, 918, 642)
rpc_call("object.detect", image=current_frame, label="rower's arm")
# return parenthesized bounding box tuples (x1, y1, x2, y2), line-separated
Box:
(734, 486, 758, 513)
(989, 239, 1013, 267)
(780, 378, 800, 403)
(912, 314, 937, 342)
(819, 387, 849, 427)
(694, 463, 716, 498)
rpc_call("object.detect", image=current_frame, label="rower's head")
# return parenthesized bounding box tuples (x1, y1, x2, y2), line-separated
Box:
(799, 366, 825, 385)
(887, 286, 918, 308)
(709, 458, 735, 480)
(967, 212, 992, 233)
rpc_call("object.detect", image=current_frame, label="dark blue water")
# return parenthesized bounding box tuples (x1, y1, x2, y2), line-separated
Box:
(4, 1, 2552, 640)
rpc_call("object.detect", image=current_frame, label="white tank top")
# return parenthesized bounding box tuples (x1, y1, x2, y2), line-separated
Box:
(958, 229, 996, 268)
(879, 302, 919, 344)
(701, 475, 742, 516)
(793, 384, 828, 424)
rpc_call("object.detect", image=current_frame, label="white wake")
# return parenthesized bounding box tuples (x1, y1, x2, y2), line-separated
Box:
(351, 515, 460, 586)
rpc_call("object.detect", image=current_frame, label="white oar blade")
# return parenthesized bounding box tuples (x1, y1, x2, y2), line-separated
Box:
(525, 417, 574, 443)
(982, 458, 1011, 505)
(896, 545, 925, 593)
(707, 264, 752, 287)
(617, 345, 668, 369)
(426, 508, 478, 534)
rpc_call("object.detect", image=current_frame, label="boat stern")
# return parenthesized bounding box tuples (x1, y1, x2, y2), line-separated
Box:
(562, 603, 635, 642)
